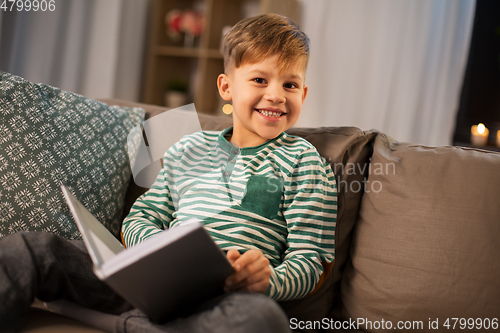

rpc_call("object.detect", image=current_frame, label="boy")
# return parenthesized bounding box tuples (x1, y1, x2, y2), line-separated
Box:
(122, 13, 337, 301)
(0, 13, 336, 333)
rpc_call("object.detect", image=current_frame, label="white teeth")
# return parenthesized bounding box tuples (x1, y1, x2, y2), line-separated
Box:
(258, 109, 283, 117)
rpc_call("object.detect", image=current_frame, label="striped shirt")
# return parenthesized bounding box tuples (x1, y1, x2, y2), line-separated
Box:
(122, 127, 337, 301)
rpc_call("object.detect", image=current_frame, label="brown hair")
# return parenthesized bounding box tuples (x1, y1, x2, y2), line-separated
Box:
(220, 14, 310, 75)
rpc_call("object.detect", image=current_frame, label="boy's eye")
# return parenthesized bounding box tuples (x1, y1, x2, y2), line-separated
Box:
(253, 78, 266, 84)
(284, 82, 298, 89)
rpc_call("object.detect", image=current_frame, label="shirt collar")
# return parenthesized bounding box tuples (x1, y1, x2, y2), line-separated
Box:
(217, 127, 285, 155)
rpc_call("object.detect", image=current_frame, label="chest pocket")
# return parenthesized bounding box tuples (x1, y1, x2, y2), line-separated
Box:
(240, 175, 283, 220)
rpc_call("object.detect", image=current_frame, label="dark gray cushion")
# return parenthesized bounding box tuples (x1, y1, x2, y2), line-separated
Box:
(341, 134, 500, 332)
(280, 127, 376, 328)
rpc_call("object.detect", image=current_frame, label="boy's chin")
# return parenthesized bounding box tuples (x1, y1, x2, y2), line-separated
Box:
(257, 127, 286, 140)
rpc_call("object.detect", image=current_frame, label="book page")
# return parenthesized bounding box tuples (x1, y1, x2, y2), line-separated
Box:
(100, 221, 201, 277)
(61, 185, 124, 267)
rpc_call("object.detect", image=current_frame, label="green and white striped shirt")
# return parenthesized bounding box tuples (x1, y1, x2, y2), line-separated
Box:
(122, 127, 337, 301)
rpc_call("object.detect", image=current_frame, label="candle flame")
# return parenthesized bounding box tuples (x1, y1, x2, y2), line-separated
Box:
(477, 123, 485, 135)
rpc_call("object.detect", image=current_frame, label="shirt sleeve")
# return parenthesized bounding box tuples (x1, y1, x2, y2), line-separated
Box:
(121, 146, 179, 248)
(267, 147, 337, 301)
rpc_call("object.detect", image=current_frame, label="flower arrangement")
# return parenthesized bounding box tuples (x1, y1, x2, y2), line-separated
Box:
(165, 9, 204, 46)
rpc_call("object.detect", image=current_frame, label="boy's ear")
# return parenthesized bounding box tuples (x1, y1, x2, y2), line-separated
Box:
(217, 74, 232, 101)
(302, 84, 308, 103)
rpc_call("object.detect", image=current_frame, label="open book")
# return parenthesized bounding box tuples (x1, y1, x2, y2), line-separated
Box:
(61, 185, 234, 323)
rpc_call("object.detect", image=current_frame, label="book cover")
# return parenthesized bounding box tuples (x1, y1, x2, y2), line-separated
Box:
(61, 185, 234, 323)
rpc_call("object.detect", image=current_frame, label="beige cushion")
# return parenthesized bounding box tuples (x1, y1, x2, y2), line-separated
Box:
(341, 134, 500, 332)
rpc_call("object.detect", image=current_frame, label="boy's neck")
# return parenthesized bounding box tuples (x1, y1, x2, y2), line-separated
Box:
(226, 128, 273, 148)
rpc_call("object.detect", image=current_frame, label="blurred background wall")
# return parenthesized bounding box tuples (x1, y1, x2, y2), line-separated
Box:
(1, 0, 491, 148)
(297, 0, 476, 147)
(0, 0, 149, 101)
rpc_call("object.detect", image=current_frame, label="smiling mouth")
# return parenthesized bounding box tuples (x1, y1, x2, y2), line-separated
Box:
(255, 109, 286, 118)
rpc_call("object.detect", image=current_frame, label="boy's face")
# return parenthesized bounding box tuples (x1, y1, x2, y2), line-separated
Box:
(217, 54, 308, 148)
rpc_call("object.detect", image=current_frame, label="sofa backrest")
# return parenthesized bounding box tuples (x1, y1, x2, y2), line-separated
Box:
(100, 99, 378, 327)
(108, 99, 500, 332)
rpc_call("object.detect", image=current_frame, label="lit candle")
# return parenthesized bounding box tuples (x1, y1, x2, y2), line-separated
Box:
(470, 123, 489, 146)
(497, 130, 500, 148)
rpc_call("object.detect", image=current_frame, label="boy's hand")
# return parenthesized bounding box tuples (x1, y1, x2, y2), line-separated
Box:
(224, 249, 271, 294)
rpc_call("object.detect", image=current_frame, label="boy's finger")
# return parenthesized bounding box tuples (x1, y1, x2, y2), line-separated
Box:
(229, 255, 269, 284)
(233, 274, 270, 294)
(225, 265, 271, 291)
(232, 249, 264, 271)
(238, 266, 271, 287)
(226, 249, 241, 265)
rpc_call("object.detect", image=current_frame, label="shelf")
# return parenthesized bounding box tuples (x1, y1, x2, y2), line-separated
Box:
(154, 46, 201, 57)
(142, 0, 300, 114)
(154, 46, 223, 59)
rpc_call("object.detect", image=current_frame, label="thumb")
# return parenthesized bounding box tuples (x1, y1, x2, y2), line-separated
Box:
(226, 249, 241, 265)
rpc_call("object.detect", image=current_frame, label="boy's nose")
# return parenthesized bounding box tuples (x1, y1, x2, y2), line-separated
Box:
(264, 85, 285, 104)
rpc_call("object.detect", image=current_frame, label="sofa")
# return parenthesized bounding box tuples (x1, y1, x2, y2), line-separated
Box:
(1, 74, 498, 332)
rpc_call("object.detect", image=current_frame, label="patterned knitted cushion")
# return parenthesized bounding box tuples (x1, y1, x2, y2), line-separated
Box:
(0, 71, 145, 239)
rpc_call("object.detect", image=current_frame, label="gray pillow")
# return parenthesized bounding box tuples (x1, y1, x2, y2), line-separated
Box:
(341, 134, 500, 332)
(0, 71, 145, 240)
